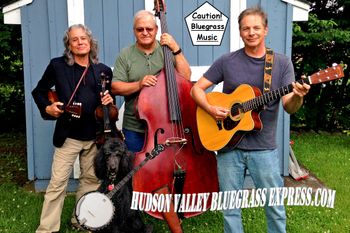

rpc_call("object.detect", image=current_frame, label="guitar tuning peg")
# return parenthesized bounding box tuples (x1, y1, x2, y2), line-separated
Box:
(321, 83, 326, 88)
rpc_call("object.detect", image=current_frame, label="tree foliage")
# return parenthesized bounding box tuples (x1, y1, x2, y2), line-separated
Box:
(0, 12, 24, 132)
(291, 0, 350, 132)
(0, 13, 23, 81)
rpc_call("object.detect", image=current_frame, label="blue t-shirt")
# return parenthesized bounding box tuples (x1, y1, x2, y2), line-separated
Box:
(204, 48, 295, 150)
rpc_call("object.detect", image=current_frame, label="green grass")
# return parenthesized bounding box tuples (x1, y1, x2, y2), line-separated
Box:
(0, 132, 349, 232)
(287, 132, 350, 233)
(0, 183, 78, 233)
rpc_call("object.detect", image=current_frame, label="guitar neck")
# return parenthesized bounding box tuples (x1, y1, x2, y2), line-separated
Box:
(242, 78, 310, 112)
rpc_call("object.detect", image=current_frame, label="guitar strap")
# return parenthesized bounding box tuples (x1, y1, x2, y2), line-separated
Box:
(264, 48, 274, 93)
(66, 64, 89, 107)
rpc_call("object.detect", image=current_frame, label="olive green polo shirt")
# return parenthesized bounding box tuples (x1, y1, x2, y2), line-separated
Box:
(112, 42, 164, 132)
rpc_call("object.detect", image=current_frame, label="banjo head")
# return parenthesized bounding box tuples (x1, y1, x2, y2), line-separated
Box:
(75, 191, 115, 230)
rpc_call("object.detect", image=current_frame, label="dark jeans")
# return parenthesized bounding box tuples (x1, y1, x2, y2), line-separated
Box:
(122, 128, 145, 153)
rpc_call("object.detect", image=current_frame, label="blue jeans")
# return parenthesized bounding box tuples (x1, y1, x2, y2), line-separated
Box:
(217, 149, 286, 233)
(122, 128, 145, 153)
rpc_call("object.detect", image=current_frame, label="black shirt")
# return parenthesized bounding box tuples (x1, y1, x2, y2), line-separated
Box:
(68, 64, 100, 141)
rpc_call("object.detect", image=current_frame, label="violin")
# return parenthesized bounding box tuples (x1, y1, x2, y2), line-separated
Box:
(95, 72, 124, 145)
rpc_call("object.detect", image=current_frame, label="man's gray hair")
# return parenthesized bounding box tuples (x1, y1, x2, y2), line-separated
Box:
(63, 24, 99, 65)
(133, 10, 157, 28)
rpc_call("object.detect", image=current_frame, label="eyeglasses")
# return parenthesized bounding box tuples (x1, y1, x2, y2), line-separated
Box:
(135, 27, 155, 33)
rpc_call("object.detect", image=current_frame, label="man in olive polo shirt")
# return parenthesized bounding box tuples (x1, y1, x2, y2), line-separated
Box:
(112, 10, 191, 152)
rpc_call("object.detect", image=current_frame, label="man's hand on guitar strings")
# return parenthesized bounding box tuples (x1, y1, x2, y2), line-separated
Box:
(209, 105, 230, 120)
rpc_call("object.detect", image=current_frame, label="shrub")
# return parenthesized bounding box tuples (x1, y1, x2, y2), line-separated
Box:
(0, 81, 25, 132)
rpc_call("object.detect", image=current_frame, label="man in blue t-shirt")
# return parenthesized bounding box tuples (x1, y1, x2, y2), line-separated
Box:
(191, 6, 310, 233)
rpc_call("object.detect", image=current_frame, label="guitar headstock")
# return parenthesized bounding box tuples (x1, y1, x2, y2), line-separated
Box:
(308, 64, 344, 85)
(154, 0, 166, 17)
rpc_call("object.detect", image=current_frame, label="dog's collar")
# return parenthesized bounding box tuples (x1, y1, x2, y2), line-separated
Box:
(107, 174, 117, 191)
(108, 184, 115, 191)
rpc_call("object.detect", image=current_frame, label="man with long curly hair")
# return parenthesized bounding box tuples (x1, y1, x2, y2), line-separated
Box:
(32, 24, 114, 233)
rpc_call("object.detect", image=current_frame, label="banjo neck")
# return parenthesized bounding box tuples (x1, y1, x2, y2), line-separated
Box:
(106, 143, 165, 199)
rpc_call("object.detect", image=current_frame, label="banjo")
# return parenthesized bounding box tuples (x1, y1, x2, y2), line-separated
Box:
(75, 140, 165, 231)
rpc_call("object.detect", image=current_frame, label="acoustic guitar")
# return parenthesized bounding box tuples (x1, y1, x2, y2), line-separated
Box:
(196, 64, 344, 151)
(48, 89, 81, 118)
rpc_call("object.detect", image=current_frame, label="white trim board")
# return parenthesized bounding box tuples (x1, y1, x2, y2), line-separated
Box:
(67, 0, 85, 26)
(2, 0, 33, 24)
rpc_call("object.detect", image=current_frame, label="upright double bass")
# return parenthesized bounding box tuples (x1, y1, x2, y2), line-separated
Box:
(132, 0, 219, 219)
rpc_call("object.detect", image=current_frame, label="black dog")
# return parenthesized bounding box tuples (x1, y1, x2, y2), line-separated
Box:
(94, 137, 152, 233)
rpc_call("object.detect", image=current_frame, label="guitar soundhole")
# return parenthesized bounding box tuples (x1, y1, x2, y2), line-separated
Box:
(230, 103, 241, 120)
(223, 117, 239, 130)
(216, 121, 223, 130)
(223, 103, 241, 130)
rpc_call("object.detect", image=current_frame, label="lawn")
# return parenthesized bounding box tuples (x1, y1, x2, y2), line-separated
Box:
(0, 132, 349, 232)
